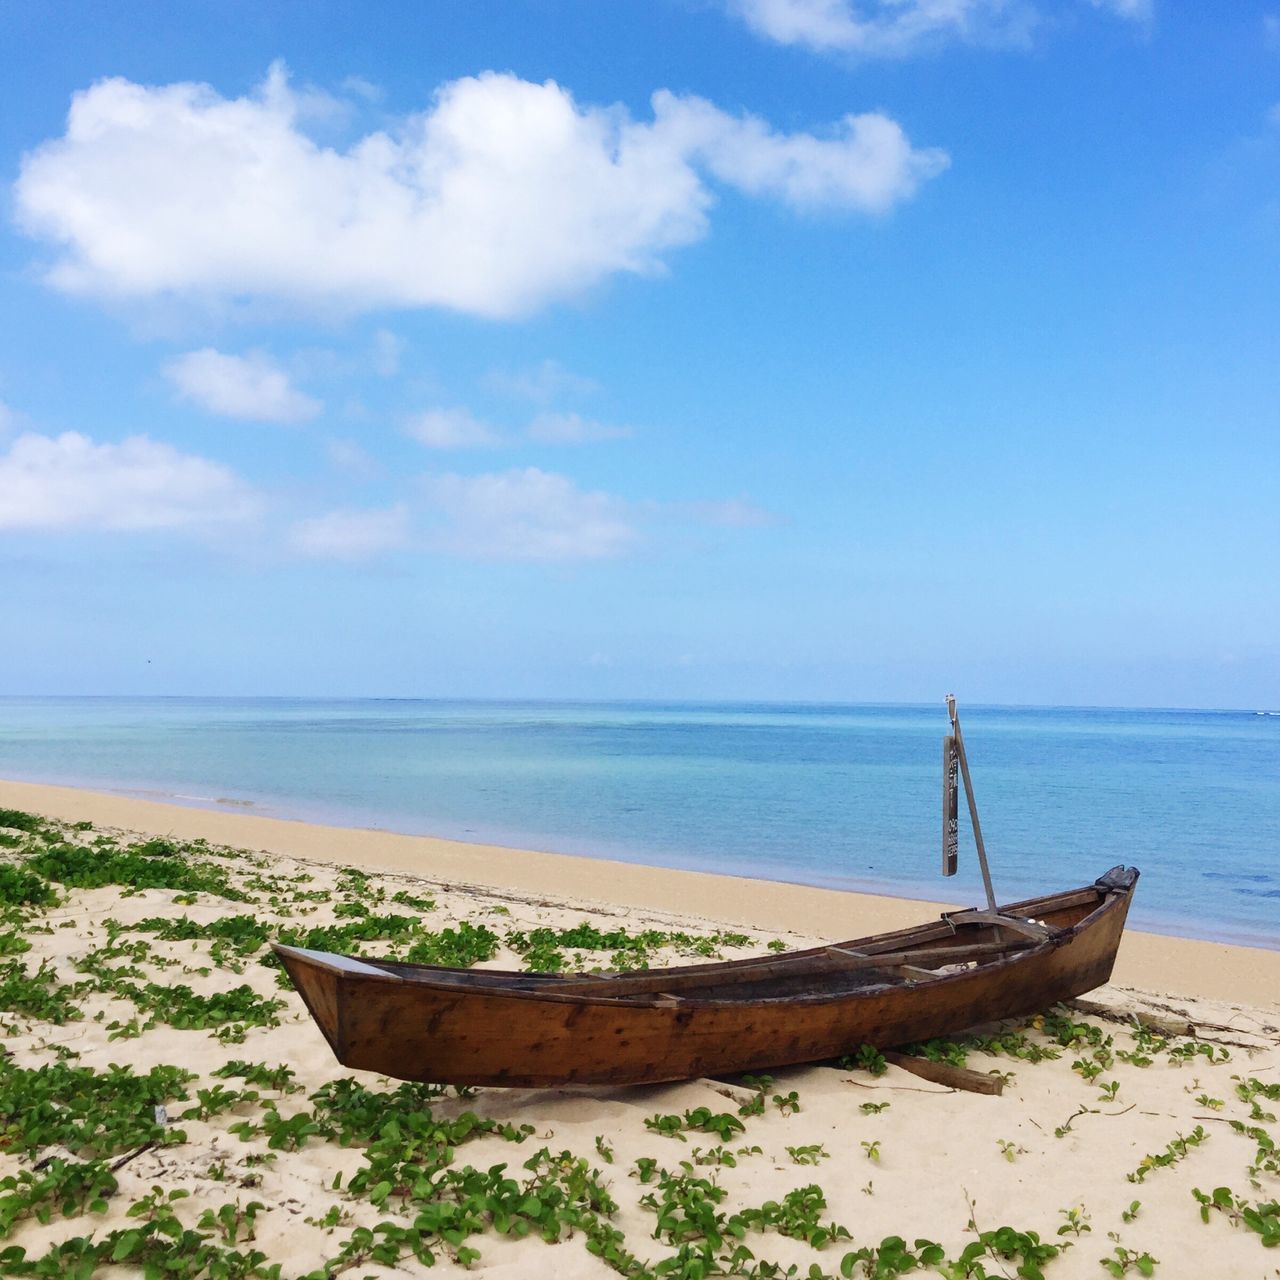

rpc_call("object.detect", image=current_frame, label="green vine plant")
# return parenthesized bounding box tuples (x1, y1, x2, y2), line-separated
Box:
(1, 807, 1276, 1280)
(1126, 1127, 1209, 1184)
(1099, 1243, 1159, 1276)
(1192, 1185, 1280, 1247)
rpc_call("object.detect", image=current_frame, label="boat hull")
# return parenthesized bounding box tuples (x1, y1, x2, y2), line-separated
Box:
(275, 868, 1137, 1088)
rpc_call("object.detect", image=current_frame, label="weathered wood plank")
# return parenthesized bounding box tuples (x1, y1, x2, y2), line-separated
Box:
(550, 938, 1043, 998)
(882, 1049, 1005, 1095)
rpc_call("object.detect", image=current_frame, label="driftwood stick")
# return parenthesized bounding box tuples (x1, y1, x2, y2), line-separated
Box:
(1067, 998, 1195, 1037)
(1066, 997, 1275, 1046)
(108, 1141, 155, 1173)
(882, 1050, 1004, 1096)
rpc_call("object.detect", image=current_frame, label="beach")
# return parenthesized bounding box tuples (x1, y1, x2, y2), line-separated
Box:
(1, 778, 1277, 1278)
(8, 6, 1279, 1278)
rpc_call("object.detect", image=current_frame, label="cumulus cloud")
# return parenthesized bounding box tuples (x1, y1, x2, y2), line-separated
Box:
(16, 64, 945, 319)
(420, 467, 635, 560)
(406, 407, 503, 449)
(0, 431, 256, 531)
(652, 91, 946, 212)
(527, 411, 631, 444)
(164, 348, 320, 422)
(289, 504, 410, 561)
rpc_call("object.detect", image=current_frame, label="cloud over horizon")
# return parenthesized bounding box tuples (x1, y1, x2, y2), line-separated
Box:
(288, 468, 777, 564)
(289, 504, 410, 561)
(420, 467, 637, 560)
(15, 64, 946, 319)
(0, 431, 257, 532)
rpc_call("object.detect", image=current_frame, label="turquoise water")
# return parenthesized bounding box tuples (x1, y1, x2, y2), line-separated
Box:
(0, 698, 1276, 948)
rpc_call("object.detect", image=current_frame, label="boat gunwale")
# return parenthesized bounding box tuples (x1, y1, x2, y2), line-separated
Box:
(271, 871, 1135, 1011)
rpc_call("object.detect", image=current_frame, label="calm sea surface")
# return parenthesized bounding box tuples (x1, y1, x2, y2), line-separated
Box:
(0, 698, 1276, 948)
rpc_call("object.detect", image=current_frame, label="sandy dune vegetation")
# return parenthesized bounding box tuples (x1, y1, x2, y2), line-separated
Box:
(0, 794, 1277, 1279)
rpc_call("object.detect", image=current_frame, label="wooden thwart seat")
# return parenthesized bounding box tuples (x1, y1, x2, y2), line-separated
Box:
(945, 910, 1061, 941)
(546, 931, 1045, 1000)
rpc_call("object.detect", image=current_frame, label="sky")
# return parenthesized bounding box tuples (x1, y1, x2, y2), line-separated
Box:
(0, 0, 1277, 708)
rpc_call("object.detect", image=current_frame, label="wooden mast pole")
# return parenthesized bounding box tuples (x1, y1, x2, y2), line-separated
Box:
(946, 694, 998, 913)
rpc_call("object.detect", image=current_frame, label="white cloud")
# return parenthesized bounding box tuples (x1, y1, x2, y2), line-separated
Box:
(164, 348, 320, 422)
(725, 0, 1149, 54)
(652, 91, 947, 213)
(723, 0, 1037, 55)
(0, 400, 17, 438)
(420, 467, 636, 560)
(0, 431, 256, 531)
(289, 504, 410, 561)
(527, 411, 631, 444)
(406, 407, 503, 449)
(16, 64, 945, 319)
(486, 359, 600, 404)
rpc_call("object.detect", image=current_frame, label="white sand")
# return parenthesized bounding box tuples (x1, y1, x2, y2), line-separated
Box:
(1, 779, 1277, 1279)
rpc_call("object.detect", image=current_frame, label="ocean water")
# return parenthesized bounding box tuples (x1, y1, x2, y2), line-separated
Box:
(0, 698, 1276, 948)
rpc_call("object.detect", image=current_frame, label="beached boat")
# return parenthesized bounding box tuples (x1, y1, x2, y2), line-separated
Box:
(275, 866, 1138, 1087)
(275, 697, 1139, 1088)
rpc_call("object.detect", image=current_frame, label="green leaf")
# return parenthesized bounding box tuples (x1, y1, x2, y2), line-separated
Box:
(110, 1229, 141, 1261)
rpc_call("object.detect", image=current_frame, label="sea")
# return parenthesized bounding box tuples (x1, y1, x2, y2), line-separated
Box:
(0, 698, 1276, 949)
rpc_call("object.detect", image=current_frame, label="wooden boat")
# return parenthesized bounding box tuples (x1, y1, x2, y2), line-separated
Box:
(275, 698, 1139, 1087)
(274, 866, 1138, 1087)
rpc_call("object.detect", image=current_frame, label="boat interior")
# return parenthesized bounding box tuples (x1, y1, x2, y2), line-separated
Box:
(340, 874, 1132, 1005)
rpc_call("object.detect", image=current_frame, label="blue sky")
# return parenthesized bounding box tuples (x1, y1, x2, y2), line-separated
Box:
(1, 0, 1276, 707)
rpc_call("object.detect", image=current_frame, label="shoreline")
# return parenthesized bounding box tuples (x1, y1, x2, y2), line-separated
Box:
(8, 768, 1268, 952)
(3, 775, 1277, 1011)
(1, 697, 1274, 952)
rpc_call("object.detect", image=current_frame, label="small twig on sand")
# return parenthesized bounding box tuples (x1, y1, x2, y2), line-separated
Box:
(109, 1142, 155, 1173)
(841, 1077, 957, 1095)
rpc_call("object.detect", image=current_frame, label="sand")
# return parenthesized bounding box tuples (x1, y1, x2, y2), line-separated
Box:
(0, 777, 1277, 1279)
